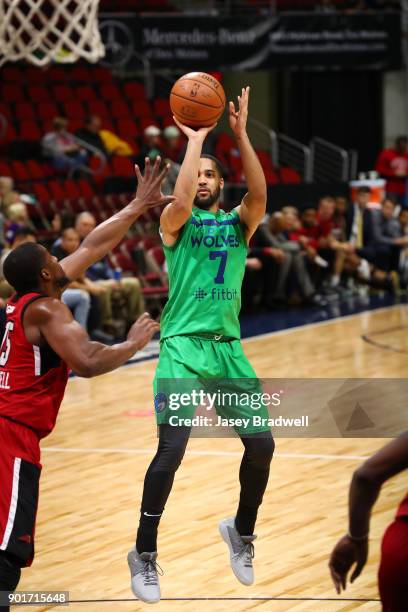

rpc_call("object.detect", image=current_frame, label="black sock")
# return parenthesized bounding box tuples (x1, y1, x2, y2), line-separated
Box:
(0, 551, 22, 612)
(136, 511, 162, 553)
(235, 503, 258, 536)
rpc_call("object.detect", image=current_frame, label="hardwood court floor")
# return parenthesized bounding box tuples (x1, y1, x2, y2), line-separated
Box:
(18, 304, 408, 611)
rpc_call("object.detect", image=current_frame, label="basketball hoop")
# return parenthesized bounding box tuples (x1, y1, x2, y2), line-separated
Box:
(0, 0, 105, 66)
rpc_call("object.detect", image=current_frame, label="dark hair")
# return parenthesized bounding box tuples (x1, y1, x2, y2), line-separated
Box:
(383, 195, 397, 206)
(61, 226, 78, 238)
(3, 242, 47, 294)
(357, 186, 371, 194)
(396, 135, 407, 146)
(12, 226, 36, 242)
(200, 154, 226, 179)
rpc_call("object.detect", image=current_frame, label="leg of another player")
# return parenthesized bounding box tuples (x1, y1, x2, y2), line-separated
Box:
(0, 551, 22, 612)
(219, 431, 274, 586)
(128, 424, 191, 603)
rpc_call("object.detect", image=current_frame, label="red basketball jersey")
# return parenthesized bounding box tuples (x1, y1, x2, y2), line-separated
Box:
(396, 492, 408, 519)
(0, 293, 69, 439)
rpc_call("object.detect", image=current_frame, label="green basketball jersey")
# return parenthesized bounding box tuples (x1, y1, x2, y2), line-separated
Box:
(160, 206, 247, 340)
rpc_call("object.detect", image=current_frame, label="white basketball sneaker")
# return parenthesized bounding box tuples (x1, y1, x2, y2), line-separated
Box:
(127, 548, 162, 604)
(219, 517, 257, 586)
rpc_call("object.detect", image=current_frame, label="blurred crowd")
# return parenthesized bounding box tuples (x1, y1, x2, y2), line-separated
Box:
(242, 189, 408, 312)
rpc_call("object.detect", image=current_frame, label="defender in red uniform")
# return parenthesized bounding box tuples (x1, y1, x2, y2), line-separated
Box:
(329, 433, 408, 611)
(0, 159, 172, 609)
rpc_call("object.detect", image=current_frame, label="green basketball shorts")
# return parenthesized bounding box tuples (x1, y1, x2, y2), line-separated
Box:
(153, 334, 271, 435)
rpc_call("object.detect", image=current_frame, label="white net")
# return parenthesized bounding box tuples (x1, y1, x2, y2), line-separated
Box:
(0, 0, 105, 66)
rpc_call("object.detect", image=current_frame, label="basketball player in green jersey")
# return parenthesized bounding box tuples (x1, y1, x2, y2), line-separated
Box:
(128, 87, 274, 603)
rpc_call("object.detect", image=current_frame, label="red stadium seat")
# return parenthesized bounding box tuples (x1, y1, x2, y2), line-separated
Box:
(0, 103, 12, 120)
(131, 100, 153, 119)
(11, 161, 30, 182)
(99, 83, 122, 100)
(148, 246, 165, 268)
(52, 85, 75, 102)
(32, 183, 51, 204)
(0, 123, 17, 146)
(1, 66, 22, 82)
(75, 86, 98, 102)
(36, 101, 59, 121)
(1, 84, 24, 102)
(123, 81, 146, 100)
(153, 98, 170, 117)
(71, 66, 92, 82)
(161, 116, 175, 128)
(19, 121, 42, 141)
(25, 66, 48, 84)
(110, 100, 131, 119)
(0, 161, 12, 176)
(279, 167, 301, 183)
(111, 156, 134, 177)
(15, 102, 36, 121)
(26, 160, 48, 180)
(85, 100, 110, 118)
(63, 179, 82, 200)
(139, 118, 159, 132)
(112, 251, 137, 274)
(62, 100, 86, 120)
(116, 118, 139, 140)
(45, 66, 67, 82)
(28, 86, 50, 103)
(92, 66, 113, 83)
(47, 180, 67, 203)
(77, 178, 96, 200)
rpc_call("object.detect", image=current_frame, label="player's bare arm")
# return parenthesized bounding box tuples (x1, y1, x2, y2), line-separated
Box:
(329, 432, 408, 594)
(160, 118, 216, 246)
(24, 298, 159, 378)
(231, 87, 267, 243)
(61, 157, 174, 281)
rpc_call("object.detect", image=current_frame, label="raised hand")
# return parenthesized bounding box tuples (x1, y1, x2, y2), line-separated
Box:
(133, 156, 176, 211)
(127, 312, 160, 350)
(229, 86, 250, 138)
(172, 116, 217, 143)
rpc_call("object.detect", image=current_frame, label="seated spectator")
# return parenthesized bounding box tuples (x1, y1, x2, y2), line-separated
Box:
(0, 176, 20, 216)
(139, 126, 163, 166)
(375, 136, 408, 206)
(4, 202, 35, 244)
(42, 117, 88, 176)
(163, 126, 184, 163)
(372, 197, 408, 271)
(256, 211, 322, 306)
(76, 115, 107, 155)
(0, 227, 37, 301)
(51, 228, 91, 329)
(75, 212, 145, 331)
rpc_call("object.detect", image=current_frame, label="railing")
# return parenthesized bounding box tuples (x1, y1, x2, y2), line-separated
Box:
(73, 136, 107, 177)
(272, 131, 312, 182)
(310, 137, 349, 183)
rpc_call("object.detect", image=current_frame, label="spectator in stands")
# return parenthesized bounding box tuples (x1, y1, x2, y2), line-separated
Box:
(371, 197, 408, 271)
(75, 212, 145, 331)
(76, 115, 107, 155)
(375, 136, 408, 206)
(50, 228, 91, 329)
(4, 202, 35, 244)
(162, 126, 184, 163)
(139, 126, 163, 166)
(42, 117, 88, 176)
(0, 176, 20, 216)
(0, 227, 37, 301)
(256, 211, 323, 306)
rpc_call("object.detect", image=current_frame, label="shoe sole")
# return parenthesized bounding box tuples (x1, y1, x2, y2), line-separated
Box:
(219, 521, 253, 586)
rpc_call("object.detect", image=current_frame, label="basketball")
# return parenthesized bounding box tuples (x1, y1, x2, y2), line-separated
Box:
(170, 72, 226, 128)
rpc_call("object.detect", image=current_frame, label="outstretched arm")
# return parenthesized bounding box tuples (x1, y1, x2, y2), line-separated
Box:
(160, 119, 215, 246)
(60, 158, 174, 281)
(27, 298, 159, 378)
(329, 432, 408, 594)
(231, 87, 267, 243)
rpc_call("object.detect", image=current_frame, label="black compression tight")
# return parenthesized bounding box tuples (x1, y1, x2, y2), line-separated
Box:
(136, 425, 274, 553)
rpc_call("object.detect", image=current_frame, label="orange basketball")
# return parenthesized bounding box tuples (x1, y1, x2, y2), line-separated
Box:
(170, 72, 226, 128)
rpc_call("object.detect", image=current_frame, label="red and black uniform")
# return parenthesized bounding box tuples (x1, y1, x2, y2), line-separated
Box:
(0, 293, 69, 567)
(378, 492, 408, 611)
